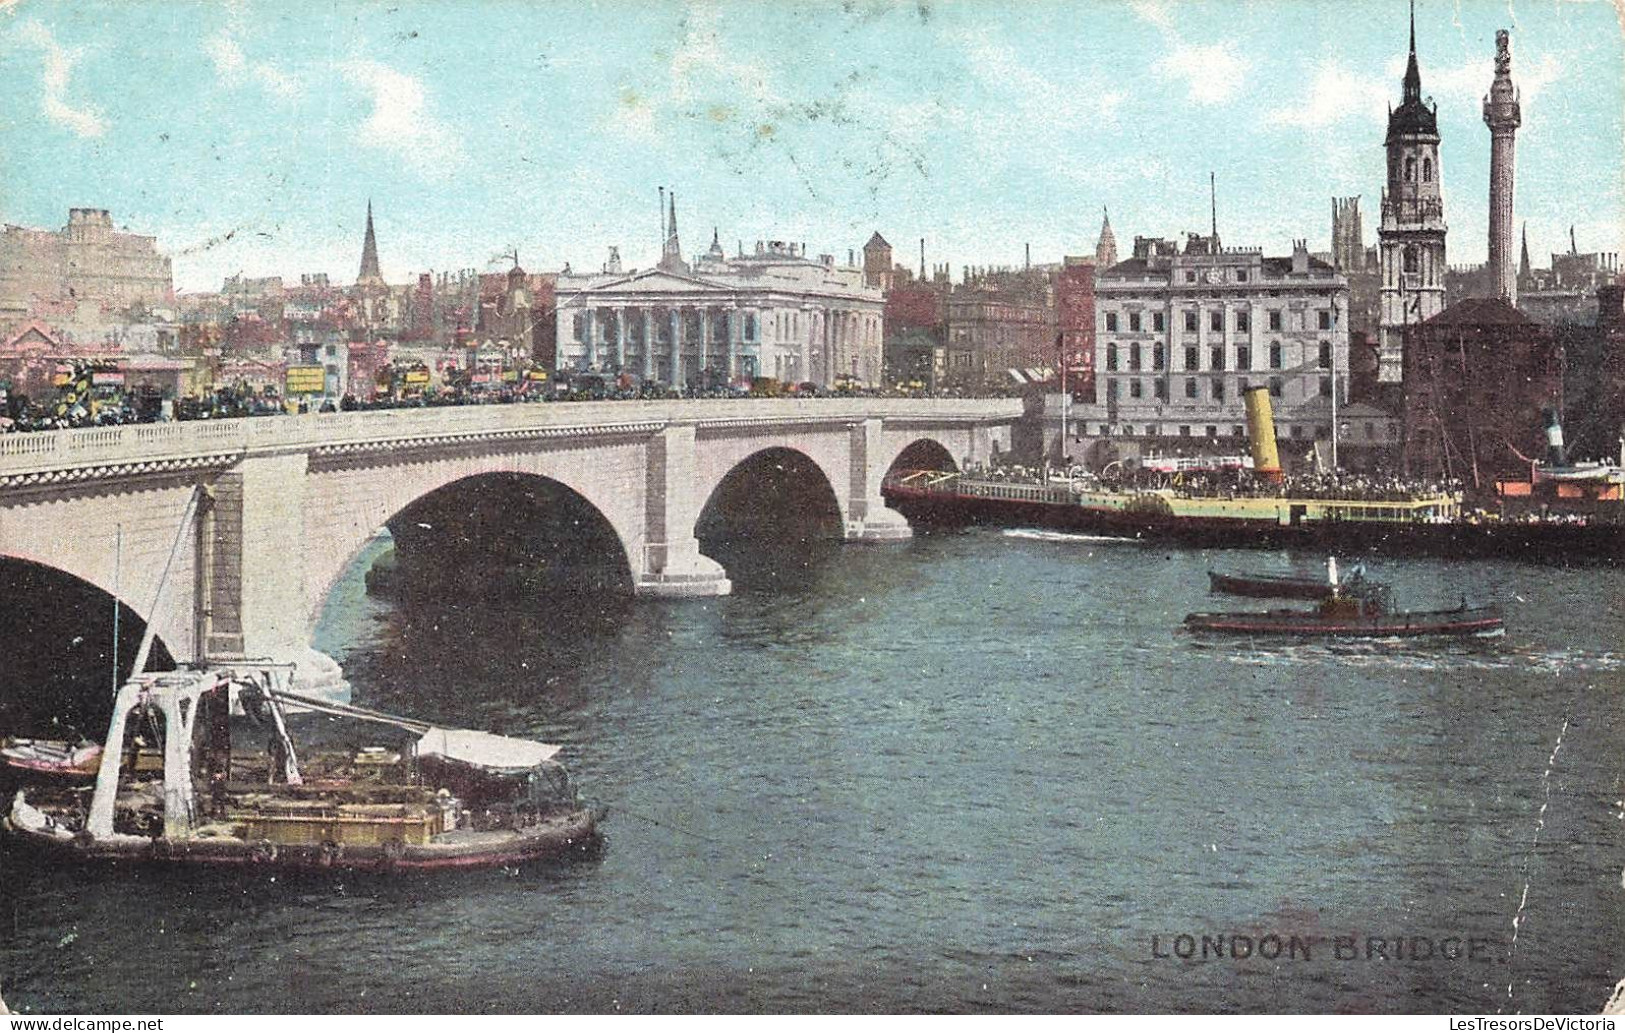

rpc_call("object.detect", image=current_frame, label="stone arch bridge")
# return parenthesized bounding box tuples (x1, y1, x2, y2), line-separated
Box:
(0, 399, 1016, 693)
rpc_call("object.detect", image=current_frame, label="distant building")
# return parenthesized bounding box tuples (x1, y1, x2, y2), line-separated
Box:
(1517, 227, 1622, 326)
(941, 266, 1055, 392)
(1094, 209, 1118, 270)
(862, 232, 894, 293)
(554, 227, 883, 388)
(0, 209, 174, 334)
(1086, 235, 1350, 448)
(1401, 296, 1562, 489)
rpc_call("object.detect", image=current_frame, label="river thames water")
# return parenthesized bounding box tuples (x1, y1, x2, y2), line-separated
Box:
(2, 526, 1623, 1013)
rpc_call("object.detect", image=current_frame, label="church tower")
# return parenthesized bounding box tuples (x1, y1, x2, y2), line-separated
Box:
(1095, 207, 1118, 269)
(1377, 0, 1448, 384)
(1483, 29, 1521, 304)
(356, 199, 385, 288)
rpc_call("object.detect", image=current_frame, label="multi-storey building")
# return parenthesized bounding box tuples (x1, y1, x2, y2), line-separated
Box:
(0, 209, 174, 333)
(941, 267, 1056, 392)
(1085, 235, 1349, 448)
(554, 209, 883, 388)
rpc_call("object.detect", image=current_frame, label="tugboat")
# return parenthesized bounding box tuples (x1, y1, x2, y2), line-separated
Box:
(1185, 561, 1503, 639)
(3, 666, 601, 872)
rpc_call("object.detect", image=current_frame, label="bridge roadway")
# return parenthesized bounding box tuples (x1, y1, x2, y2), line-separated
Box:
(0, 398, 1019, 696)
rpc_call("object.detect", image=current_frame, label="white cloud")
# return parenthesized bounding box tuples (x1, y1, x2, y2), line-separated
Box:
(1154, 41, 1250, 105)
(1266, 60, 1391, 128)
(341, 58, 464, 179)
(15, 20, 106, 138)
(206, 30, 301, 99)
(1268, 48, 1565, 132)
(1132, 2, 1249, 106)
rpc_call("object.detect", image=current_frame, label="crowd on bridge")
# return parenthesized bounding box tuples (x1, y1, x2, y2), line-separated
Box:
(1, 377, 986, 434)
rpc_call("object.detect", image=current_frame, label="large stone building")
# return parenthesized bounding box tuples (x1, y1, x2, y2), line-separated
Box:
(554, 207, 883, 388)
(1084, 234, 1349, 448)
(0, 209, 174, 334)
(1377, 5, 1448, 384)
(941, 266, 1056, 391)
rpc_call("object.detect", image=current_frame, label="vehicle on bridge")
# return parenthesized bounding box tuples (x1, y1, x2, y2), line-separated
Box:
(4, 667, 601, 872)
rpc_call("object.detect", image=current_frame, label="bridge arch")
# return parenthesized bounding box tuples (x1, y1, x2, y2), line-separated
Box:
(882, 437, 960, 480)
(0, 556, 176, 731)
(302, 446, 647, 630)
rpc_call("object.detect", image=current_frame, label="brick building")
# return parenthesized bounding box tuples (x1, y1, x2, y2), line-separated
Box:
(1401, 296, 1562, 489)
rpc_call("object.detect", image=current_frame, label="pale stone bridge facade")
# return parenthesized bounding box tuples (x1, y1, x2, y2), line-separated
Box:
(0, 399, 1017, 692)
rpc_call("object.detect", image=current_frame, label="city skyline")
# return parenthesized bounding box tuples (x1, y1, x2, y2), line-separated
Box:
(1, 0, 1620, 292)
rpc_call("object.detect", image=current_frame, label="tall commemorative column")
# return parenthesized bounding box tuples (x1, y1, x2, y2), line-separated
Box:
(1483, 28, 1521, 304)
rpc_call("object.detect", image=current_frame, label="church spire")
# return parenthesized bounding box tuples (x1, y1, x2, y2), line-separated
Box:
(1519, 222, 1531, 280)
(1403, 0, 1422, 105)
(1095, 206, 1118, 269)
(357, 199, 384, 287)
(658, 190, 689, 273)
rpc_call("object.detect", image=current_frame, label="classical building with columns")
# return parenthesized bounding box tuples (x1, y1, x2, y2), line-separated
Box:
(1082, 233, 1349, 449)
(553, 237, 884, 389)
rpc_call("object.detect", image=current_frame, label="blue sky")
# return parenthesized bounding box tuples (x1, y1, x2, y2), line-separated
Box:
(1, 0, 1620, 291)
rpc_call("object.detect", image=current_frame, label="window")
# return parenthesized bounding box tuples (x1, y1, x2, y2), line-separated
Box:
(1237, 270, 1249, 283)
(1147, 425, 1160, 437)
(1108, 379, 1120, 400)
(1269, 377, 1283, 399)
(325, 344, 337, 357)
(1185, 271, 1197, 283)
(1231, 425, 1244, 437)
(1184, 310, 1198, 332)
(1236, 345, 1251, 370)
(1290, 425, 1303, 439)
(745, 313, 758, 339)
(1210, 310, 1223, 332)
(1184, 378, 1198, 399)
(1105, 312, 1118, 331)
(1210, 346, 1225, 370)
(1185, 346, 1198, 371)
(1129, 312, 1141, 332)
(1320, 376, 1333, 397)
(1206, 425, 1218, 438)
(1405, 156, 1416, 181)
(1268, 310, 1282, 331)
(1212, 379, 1225, 402)
(1098, 425, 1110, 436)
(1318, 341, 1332, 368)
(1129, 343, 1142, 371)
(1404, 246, 1419, 274)
(1236, 310, 1250, 333)
(1180, 425, 1191, 437)
(1318, 310, 1332, 330)
(1422, 157, 1432, 182)
(1153, 312, 1165, 332)
(1153, 344, 1165, 370)
(1269, 343, 1282, 369)
(1364, 422, 1375, 440)
(1154, 379, 1168, 401)
(1106, 343, 1118, 371)
(1238, 377, 1250, 393)
(1130, 379, 1143, 399)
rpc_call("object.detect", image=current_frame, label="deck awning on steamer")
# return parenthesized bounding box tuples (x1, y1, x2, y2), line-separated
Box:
(416, 728, 561, 774)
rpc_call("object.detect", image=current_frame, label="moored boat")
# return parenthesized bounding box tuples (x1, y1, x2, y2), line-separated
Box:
(3, 667, 601, 872)
(0, 738, 102, 782)
(1207, 571, 1339, 600)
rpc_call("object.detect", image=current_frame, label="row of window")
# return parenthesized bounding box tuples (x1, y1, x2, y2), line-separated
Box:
(1092, 421, 1398, 441)
(1105, 341, 1334, 372)
(1105, 375, 1340, 402)
(1103, 309, 1335, 333)
(1094, 423, 1330, 439)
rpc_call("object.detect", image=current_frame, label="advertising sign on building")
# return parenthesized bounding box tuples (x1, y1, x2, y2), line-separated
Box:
(285, 365, 327, 395)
